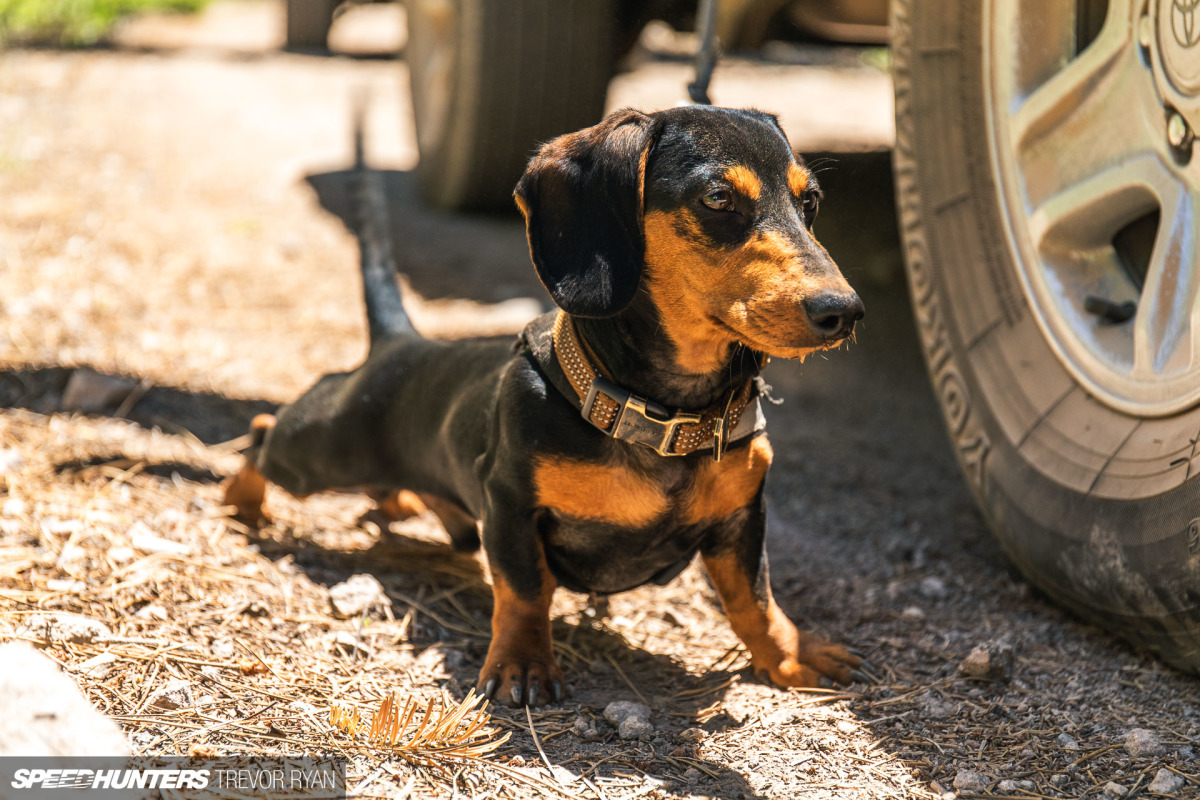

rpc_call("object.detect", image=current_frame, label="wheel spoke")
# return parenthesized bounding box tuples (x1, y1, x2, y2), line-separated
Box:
(1007, 4, 1159, 217)
(1027, 154, 1165, 251)
(1134, 186, 1200, 377)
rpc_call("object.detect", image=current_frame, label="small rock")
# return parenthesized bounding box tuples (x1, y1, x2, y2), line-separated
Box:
(549, 766, 578, 785)
(42, 517, 81, 536)
(1050, 774, 1068, 786)
(683, 767, 702, 783)
(918, 576, 949, 600)
(148, 679, 194, 710)
(1123, 728, 1163, 758)
(211, 637, 235, 660)
(900, 605, 926, 621)
(619, 717, 654, 740)
(836, 720, 857, 735)
(129, 522, 190, 556)
(107, 546, 136, 565)
(678, 727, 706, 743)
(0, 642, 130, 756)
(953, 768, 989, 793)
(921, 692, 957, 719)
(328, 573, 391, 619)
(572, 716, 601, 742)
(135, 603, 168, 620)
(1178, 745, 1196, 761)
(45, 578, 87, 593)
(604, 700, 651, 727)
(0, 448, 24, 474)
(1057, 732, 1080, 750)
(18, 613, 110, 644)
(958, 642, 1013, 681)
(1148, 768, 1185, 795)
(330, 630, 371, 656)
(998, 779, 1017, 792)
(1102, 781, 1128, 798)
(61, 368, 137, 414)
(71, 652, 118, 678)
(766, 707, 801, 725)
(56, 543, 89, 573)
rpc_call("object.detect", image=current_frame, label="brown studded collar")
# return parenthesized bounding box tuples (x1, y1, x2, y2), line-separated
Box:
(545, 311, 765, 460)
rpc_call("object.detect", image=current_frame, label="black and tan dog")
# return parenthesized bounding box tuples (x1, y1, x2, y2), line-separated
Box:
(224, 106, 867, 706)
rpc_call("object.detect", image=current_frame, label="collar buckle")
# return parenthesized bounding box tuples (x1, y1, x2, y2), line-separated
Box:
(582, 377, 702, 456)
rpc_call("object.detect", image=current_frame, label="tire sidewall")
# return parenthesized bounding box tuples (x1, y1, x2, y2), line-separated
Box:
(892, 0, 1200, 670)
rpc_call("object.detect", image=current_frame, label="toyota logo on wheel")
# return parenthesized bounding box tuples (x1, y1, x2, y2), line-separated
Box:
(1173, 0, 1200, 48)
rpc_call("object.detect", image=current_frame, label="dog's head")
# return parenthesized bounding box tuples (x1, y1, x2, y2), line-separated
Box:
(515, 106, 862, 374)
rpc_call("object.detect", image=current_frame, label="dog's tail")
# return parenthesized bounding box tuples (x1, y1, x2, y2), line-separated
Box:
(352, 97, 418, 345)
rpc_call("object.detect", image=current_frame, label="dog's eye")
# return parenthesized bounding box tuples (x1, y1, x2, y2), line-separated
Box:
(801, 192, 819, 224)
(701, 190, 733, 211)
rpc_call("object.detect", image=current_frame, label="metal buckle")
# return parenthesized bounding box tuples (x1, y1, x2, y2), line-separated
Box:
(582, 377, 702, 456)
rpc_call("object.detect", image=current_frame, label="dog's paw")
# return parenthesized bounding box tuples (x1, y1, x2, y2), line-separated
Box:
(222, 466, 271, 528)
(366, 490, 427, 526)
(477, 650, 564, 707)
(759, 631, 869, 689)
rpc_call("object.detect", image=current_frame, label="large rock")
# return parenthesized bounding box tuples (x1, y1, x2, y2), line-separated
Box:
(0, 642, 130, 756)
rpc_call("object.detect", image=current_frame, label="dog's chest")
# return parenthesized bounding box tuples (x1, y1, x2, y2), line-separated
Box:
(529, 435, 772, 594)
(531, 435, 772, 530)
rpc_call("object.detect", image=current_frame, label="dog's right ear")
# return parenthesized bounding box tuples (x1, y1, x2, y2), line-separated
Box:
(514, 109, 658, 318)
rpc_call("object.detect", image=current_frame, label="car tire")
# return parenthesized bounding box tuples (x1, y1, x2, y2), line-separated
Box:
(406, 0, 616, 211)
(892, 0, 1200, 672)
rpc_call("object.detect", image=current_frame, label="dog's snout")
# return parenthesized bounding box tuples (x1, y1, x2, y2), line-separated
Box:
(804, 291, 864, 341)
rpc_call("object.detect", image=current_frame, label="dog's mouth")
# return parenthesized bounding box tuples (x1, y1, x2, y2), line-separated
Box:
(711, 315, 849, 361)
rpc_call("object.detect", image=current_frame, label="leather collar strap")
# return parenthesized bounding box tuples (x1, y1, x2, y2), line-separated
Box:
(551, 311, 763, 460)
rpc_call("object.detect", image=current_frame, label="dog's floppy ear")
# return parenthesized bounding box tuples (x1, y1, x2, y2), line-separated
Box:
(514, 109, 658, 318)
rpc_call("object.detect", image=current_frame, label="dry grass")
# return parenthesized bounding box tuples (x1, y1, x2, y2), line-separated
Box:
(0, 407, 932, 798)
(1, 4, 1198, 798)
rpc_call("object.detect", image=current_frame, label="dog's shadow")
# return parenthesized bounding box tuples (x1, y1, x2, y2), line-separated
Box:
(239, 519, 763, 798)
(305, 168, 550, 307)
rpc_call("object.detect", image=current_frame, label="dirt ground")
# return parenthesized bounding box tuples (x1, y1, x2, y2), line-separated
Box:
(1, 2, 1198, 798)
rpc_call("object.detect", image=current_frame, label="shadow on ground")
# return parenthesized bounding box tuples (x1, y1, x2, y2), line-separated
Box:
(306, 169, 549, 306)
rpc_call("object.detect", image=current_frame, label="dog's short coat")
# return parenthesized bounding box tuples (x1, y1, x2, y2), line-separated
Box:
(225, 106, 868, 706)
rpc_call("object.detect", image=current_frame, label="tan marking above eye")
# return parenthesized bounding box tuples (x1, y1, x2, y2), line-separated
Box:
(723, 165, 762, 201)
(788, 163, 810, 197)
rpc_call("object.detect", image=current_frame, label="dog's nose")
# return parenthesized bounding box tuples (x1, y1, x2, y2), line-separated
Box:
(804, 291, 864, 341)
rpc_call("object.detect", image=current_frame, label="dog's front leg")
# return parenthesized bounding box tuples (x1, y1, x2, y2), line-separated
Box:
(477, 501, 564, 707)
(702, 514, 864, 688)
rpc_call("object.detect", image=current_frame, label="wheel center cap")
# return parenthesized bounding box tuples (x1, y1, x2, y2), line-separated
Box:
(1159, 0, 1200, 95)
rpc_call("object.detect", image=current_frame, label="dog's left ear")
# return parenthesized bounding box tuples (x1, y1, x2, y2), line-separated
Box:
(514, 109, 658, 318)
